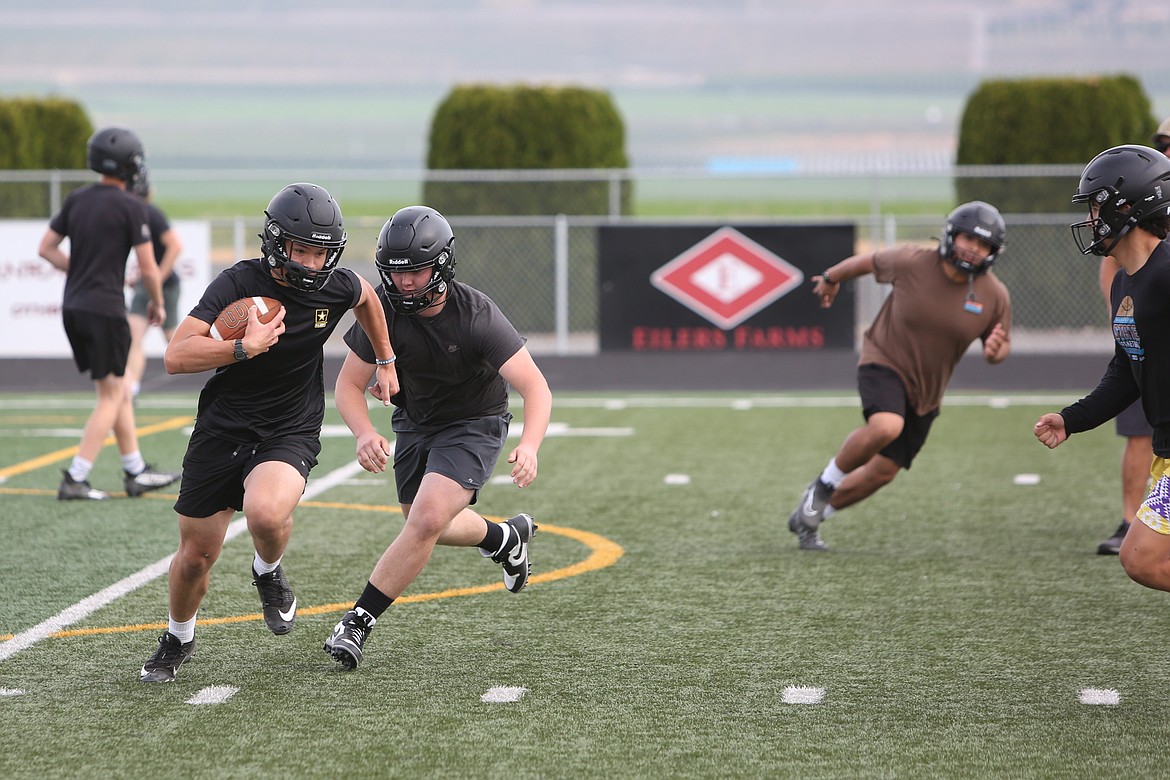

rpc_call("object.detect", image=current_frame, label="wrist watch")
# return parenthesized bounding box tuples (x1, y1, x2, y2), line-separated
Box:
(233, 338, 248, 362)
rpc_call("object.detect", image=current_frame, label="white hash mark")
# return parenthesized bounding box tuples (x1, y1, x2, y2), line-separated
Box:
(186, 685, 240, 705)
(481, 686, 528, 703)
(782, 686, 825, 704)
(664, 474, 691, 485)
(0, 688, 24, 696)
(1078, 688, 1120, 706)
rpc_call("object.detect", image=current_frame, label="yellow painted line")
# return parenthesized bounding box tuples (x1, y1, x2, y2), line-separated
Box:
(0, 415, 192, 480)
(0, 499, 622, 641)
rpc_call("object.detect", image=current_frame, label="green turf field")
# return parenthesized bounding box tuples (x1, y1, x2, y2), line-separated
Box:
(0, 390, 1164, 778)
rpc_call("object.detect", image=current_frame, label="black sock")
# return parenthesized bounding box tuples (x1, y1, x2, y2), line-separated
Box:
(477, 517, 507, 554)
(354, 581, 394, 621)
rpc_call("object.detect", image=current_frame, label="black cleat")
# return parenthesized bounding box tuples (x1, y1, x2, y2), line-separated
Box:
(324, 609, 375, 670)
(1097, 521, 1130, 555)
(787, 478, 833, 551)
(253, 565, 297, 634)
(124, 464, 181, 497)
(58, 470, 108, 501)
(140, 632, 195, 683)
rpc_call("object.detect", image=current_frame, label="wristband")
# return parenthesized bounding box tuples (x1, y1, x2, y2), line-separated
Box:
(821, 270, 836, 285)
(375, 356, 397, 366)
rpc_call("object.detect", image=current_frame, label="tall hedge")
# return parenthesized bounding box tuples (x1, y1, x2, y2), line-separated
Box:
(0, 96, 93, 216)
(955, 75, 1155, 212)
(423, 83, 631, 216)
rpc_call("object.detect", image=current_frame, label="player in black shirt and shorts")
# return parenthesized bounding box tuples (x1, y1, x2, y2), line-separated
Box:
(324, 206, 552, 670)
(1036, 144, 1170, 600)
(37, 126, 180, 501)
(139, 183, 399, 683)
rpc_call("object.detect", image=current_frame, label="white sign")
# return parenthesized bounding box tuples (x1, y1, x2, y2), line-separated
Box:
(0, 220, 212, 357)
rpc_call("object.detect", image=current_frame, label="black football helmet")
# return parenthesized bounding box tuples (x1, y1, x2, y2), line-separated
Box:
(374, 206, 456, 315)
(1071, 144, 1170, 256)
(939, 201, 1006, 275)
(260, 183, 347, 294)
(87, 126, 146, 190)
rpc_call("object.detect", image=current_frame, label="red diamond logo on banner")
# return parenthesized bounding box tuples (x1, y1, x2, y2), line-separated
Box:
(650, 227, 805, 329)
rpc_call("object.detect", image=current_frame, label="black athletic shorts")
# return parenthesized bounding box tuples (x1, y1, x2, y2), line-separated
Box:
(1115, 398, 1153, 438)
(391, 412, 512, 506)
(63, 309, 130, 380)
(174, 427, 320, 518)
(857, 363, 938, 470)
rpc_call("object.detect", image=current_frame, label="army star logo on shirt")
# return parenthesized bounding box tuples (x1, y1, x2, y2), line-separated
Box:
(315, 309, 329, 329)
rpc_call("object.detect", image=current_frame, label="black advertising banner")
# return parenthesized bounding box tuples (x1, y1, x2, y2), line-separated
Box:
(599, 224, 855, 352)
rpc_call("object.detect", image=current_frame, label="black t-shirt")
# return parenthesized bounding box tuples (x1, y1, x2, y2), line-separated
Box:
(49, 183, 152, 317)
(344, 280, 525, 430)
(188, 259, 362, 443)
(146, 203, 180, 289)
(1062, 241, 1170, 456)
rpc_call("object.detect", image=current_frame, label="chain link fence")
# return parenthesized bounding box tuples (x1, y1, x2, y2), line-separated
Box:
(0, 166, 1112, 354)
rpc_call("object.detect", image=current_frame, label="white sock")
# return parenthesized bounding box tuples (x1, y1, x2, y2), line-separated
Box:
(121, 451, 146, 476)
(253, 551, 281, 576)
(820, 458, 847, 488)
(68, 456, 93, 483)
(168, 615, 196, 644)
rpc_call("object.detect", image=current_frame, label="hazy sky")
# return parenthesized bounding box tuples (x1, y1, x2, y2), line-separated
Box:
(2, 1, 1169, 168)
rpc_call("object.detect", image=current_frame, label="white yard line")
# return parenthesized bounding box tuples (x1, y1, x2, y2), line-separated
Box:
(0, 458, 367, 664)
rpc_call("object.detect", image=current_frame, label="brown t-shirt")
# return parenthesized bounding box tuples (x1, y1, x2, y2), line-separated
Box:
(859, 244, 1012, 415)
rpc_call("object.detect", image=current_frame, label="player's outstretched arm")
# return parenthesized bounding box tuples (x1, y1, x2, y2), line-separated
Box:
(335, 351, 391, 473)
(499, 346, 552, 489)
(352, 277, 398, 403)
(1033, 412, 1069, 449)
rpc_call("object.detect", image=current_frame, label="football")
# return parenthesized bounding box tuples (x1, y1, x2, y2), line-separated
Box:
(209, 296, 282, 341)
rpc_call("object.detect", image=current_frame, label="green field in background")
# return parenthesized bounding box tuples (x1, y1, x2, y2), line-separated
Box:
(0, 390, 1165, 778)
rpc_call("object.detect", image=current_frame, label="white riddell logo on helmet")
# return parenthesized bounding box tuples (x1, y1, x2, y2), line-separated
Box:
(974, 226, 992, 238)
(384, 257, 410, 265)
(311, 232, 332, 240)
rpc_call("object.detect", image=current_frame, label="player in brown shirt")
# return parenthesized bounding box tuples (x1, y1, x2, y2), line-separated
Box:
(787, 201, 1012, 550)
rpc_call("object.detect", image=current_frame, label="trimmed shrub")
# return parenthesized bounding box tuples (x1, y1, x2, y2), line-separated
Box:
(0, 95, 92, 217)
(423, 83, 631, 216)
(956, 75, 1155, 213)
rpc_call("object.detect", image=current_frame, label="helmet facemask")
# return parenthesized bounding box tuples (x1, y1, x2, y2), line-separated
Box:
(1071, 187, 1140, 257)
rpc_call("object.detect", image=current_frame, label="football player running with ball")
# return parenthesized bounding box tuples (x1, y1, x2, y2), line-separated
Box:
(139, 183, 398, 683)
(324, 206, 552, 670)
(1035, 145, 1170, 596)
